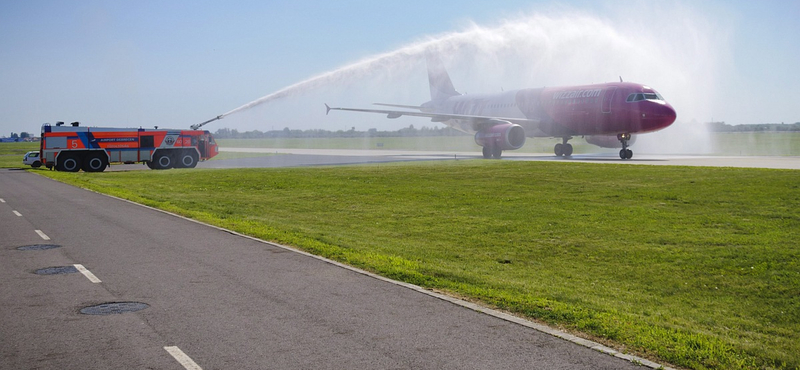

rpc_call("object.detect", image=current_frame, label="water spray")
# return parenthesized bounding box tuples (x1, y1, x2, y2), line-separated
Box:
(190, 8, 724, 155)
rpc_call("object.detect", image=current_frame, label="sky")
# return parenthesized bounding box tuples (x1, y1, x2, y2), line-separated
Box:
(1, 0, 799, 137)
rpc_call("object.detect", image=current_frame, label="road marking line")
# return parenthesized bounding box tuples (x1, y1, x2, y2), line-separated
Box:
(73, 264, 102, 283)
(164, 346, 203, 370)
(13, 210, 22, 217)
(0, 198, 5, 203)
(35, 230, 50, 240)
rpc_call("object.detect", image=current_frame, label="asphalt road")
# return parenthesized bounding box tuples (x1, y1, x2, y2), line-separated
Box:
(0, 168, 650, 369)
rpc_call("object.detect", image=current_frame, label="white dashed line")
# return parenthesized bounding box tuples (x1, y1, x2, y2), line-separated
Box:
(0, 198, 5, 203)
(13, 210, 22, 217)
(34, 230, 50, 240)
(73, 264, 102, 283)
(164, 346, 203, 370)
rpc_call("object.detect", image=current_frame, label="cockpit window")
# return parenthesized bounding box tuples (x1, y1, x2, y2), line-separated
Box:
(626, 92, 664, 102)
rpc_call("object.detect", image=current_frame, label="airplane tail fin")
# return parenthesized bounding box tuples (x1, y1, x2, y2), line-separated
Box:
(426, 53, 460, 101)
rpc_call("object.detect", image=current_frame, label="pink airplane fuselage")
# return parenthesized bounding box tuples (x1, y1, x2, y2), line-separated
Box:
(437, 82, 676, 138)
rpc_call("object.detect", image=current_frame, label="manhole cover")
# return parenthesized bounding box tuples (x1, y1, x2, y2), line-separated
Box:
(80, 302, 150, 315)
(35, 266, 79, 275)
(17, 244, 61, 251)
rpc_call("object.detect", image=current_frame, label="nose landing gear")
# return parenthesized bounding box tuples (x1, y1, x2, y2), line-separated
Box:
(618, 133, 633, 159)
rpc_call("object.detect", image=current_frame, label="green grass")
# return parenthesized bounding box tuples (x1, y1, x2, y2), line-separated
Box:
(711, 132, 800, 156)
(0, 142, 39, 168)
(36, 161, 799, 369)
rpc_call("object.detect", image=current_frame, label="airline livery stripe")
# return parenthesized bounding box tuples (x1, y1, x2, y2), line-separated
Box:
(164, 346, 203, 370)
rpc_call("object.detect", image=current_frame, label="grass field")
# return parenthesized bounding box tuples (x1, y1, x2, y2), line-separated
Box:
(711, 132, 800, 156)
(36, 161, 799, 369)
(0, 142, 38, 169)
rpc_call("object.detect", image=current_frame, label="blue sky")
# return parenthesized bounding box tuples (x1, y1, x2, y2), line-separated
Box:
(1, 0, 798, 136)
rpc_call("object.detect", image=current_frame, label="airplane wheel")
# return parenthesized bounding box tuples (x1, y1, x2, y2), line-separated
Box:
(619, 149, 633, 159)
(554, 143, 564, 157)
(482, 146, 492, 159)
(492, 146, 502, 159)
(563, 144, 573, 157)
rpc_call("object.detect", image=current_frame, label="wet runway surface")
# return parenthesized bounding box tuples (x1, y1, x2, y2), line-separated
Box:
(190, 148, 800, 170)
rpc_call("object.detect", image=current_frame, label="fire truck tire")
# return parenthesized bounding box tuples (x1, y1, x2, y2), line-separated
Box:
(145, 161, 156, 169)
(83, 152, 108, 172)
(176, 151, 199, 168)
(154, 152, 173, 169)
(57, 153, 81, 172)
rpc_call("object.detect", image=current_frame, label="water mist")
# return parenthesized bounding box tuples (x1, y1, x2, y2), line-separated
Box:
(215, 6, 728, 155)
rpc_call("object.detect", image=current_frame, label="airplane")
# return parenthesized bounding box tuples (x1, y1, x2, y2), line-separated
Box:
(325, 53, 676, 159)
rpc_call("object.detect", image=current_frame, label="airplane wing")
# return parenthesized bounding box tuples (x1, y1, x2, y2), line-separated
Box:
(324, 104, 540, 128)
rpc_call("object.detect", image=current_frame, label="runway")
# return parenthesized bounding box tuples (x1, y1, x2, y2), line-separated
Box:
(0, 168, 654, 369)
(192, 147, 800, 170)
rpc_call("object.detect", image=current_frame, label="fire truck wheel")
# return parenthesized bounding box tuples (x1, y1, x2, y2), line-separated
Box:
(57, 154, 81, 172)
(154, 152, 173, 169)
(145, 161, 156, 169)
(177, 151, 199, 168)
(83, 153, 108, 172)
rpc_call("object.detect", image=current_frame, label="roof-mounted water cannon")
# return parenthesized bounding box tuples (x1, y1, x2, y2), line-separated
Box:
(191, 115, 223, 130)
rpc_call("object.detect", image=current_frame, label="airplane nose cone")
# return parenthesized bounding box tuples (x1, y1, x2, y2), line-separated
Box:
(643, 103, 677, 132)
(663, 104, 677, 125)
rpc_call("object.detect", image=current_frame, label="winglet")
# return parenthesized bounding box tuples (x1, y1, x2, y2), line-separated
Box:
(325, 103, 331, 115)
(619, 76, 623, 82)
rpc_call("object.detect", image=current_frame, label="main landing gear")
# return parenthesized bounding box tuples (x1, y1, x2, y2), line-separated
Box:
(554, 137, 573, 157)
(618, 133, 633, 159)
(482, 146, 503, 159)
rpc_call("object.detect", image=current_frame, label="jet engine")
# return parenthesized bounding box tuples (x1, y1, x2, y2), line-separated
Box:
(474, 121, 526, 150)
(585, 134, 637, 148)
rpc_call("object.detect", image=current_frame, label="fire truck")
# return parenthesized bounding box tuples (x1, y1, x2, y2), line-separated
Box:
(40, 122, 219, 172)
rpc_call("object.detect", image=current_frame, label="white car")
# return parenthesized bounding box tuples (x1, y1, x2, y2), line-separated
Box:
(23, 151, 42, 167)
